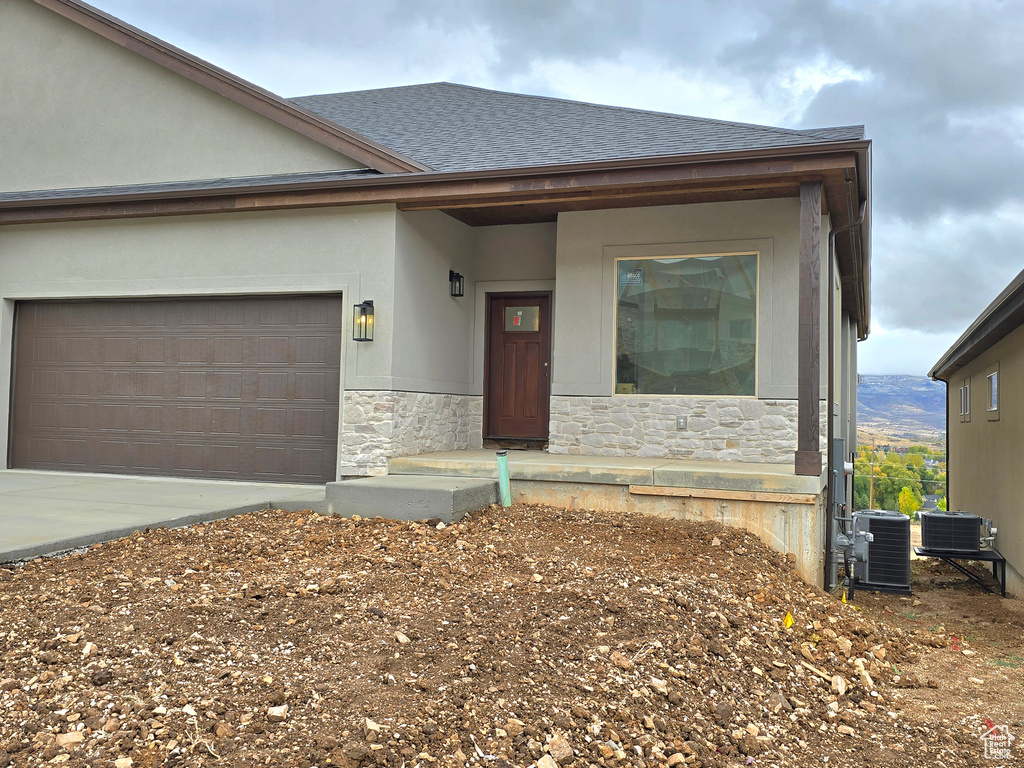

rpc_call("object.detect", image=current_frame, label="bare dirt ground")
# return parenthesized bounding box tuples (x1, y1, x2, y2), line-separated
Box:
(1, 503, 1020, 768)
(855, 556, 1024, 765)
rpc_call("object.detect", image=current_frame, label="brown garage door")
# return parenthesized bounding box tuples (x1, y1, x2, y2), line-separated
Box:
(10, 295, 341, 483)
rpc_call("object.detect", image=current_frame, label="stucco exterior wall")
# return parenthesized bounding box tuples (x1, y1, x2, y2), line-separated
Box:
(0, 0, 360, 193)
(475, 223, 557, 283)
(0, 204, 399, 478)
(392, 211, 477, 393)
(390, 214, 557, 396)
(552, 200, 829, 401)
(0, 197, 847, 476)
(946, 323, 1024, 595)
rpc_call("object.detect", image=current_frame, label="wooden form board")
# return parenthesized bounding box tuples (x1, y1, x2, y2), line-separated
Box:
(628, 484, 819, 506)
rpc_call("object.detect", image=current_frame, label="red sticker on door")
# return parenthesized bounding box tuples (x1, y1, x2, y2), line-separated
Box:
(512, 315, 521, 326)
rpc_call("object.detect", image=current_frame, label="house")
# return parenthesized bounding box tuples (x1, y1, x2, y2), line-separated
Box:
(930, 267, 1024, 596)
(0, 0, 871, 585)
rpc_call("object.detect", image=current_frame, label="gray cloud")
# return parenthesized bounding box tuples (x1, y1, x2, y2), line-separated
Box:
(80, 0, 1024, 364)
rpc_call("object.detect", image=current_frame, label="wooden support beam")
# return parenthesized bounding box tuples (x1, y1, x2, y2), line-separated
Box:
(628, 485, 819, 505)
(795, 181, 822, 476)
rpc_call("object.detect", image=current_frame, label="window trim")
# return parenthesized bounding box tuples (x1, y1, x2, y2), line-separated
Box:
(612, 251, 760, 398)
(987, 363, 1000, 421)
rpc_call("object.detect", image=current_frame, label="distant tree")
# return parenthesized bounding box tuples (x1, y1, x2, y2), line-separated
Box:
(853, 477, 870, 510)
(898, 486, 921, 517)
(937, 497, 948, 511)
(905, 453, 925, 469)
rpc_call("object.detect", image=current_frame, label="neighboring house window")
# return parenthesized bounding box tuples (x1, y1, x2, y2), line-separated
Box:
(960, 377, 971, 423)
(614, 253, 757, 396)
(987, 363, 999, 420)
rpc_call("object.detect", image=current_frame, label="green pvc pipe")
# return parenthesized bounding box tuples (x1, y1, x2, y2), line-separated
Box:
(496, 450, 512, 507)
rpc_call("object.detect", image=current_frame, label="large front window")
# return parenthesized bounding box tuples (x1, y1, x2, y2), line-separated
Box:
(615, 254, 757, 396)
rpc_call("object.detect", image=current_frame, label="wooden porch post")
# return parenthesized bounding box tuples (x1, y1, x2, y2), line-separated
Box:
(795, 181, 822, 476)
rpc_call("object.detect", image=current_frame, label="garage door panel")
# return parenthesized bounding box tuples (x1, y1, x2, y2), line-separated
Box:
(131, 404, 163, 432)
(211, 407, 241, 435)
(61, 403, 90, 430)
(64, 338, 96, 363)
(179, 338, 208, 363)
(97, 440, 129, 469)
(11, 295, 341, 483)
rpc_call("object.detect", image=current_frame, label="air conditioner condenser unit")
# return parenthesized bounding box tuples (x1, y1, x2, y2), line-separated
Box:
(852, 509, 911, 593)
(920, 511, 996, 553)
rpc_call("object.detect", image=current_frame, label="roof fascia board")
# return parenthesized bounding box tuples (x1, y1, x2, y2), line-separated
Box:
(32, 0, 430, 174)
(930, 267, 1024, 380)
(0, 145, 868, 209)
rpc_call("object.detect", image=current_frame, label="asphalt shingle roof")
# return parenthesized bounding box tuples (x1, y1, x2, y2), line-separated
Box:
(292, 82, 865, 173)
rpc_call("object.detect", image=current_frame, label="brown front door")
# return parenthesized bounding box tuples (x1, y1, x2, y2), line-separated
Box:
(485, 293, 551, 439)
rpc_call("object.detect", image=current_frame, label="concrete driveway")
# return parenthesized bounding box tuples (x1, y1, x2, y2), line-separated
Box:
(0, 470, 325, 563)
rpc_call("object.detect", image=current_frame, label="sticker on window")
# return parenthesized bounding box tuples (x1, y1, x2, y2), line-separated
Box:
(619, 268, 644, 286)
(504, 306, 540, 332)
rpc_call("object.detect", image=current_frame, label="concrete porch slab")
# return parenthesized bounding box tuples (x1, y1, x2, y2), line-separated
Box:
(0, 470, 325, 563)
(325, 475, 497, 522)
(652, 460, 823, 495)
(388, 450, 825, 495)
(389, 451, 663, 485)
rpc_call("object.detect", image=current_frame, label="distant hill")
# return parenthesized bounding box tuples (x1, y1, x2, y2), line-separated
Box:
(857, 374, 946, 444)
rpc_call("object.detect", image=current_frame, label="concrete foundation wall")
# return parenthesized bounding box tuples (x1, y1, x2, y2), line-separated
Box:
(0, 0, 359, 193)
(510, 480, 825, 585)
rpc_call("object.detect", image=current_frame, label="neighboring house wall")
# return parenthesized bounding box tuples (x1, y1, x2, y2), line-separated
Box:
(0, 0, 360, 193)
(0, 204, 398, 479)
(548, 199, 833, 467)
(947, 323, 1024, 595)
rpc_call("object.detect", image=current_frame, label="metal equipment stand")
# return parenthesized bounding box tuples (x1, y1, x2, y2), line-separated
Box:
(913, 547, 1007, 597)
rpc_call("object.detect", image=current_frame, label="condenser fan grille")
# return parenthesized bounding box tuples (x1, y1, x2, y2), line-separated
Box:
(866, 518, 911, 587)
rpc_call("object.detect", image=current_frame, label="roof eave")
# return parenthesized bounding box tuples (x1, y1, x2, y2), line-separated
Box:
(32, 0, 430, 174)
(929, 267, 1024, 381)
(0, 139, 874, 208)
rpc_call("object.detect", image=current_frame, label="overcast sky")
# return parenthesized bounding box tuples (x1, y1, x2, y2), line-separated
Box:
(87, 0, 1024, 376)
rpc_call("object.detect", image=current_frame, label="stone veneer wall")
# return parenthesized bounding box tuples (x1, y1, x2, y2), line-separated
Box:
(340, 391, 483, 475)
(548, 396, 827, 463)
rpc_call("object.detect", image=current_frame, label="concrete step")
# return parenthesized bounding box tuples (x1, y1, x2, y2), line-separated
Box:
(325, 475, 498, 522)
(388, 450, 824, 494)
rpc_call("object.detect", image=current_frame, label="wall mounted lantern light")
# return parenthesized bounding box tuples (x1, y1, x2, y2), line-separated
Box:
(353, 300, 374, 342)
(449, 270, 465, 298)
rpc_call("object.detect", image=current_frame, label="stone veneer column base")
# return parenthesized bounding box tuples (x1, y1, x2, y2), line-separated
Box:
(548, 395, 827, 464)
(340, 391, 483, 476)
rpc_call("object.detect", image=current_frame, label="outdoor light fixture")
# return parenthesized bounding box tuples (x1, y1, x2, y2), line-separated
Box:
(353, 300, 374, 342)
(449, 270, 465, 298)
